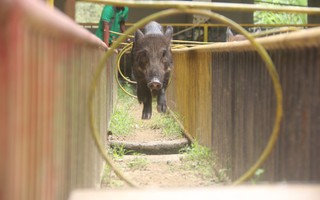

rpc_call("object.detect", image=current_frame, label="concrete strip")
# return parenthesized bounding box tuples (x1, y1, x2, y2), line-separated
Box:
(109, 138, 189, 154)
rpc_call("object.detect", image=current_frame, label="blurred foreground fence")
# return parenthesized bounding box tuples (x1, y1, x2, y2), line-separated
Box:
(168, 27, 320, 182)
(0, 1, 115, 200)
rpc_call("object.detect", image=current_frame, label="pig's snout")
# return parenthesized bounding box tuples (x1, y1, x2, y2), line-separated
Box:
(147, 78, 162, 90)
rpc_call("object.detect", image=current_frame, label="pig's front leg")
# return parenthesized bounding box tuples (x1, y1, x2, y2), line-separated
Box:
(142, 95, 152, 119)
(157, 88, 167, 113)
(138, 83, 153, 120)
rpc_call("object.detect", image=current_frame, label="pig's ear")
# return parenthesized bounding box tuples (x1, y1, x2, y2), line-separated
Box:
(165, 26, 173, 41)
(135, 29, 144, 43)
(226, 27, 234, 42)
(226, 27, 234, 37)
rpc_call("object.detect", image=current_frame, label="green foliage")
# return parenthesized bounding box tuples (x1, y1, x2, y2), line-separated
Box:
(110, 144, 136, 160)
(127, 157, 149, 170)
(109, 106, 134, 135)
(179, 142, 217, 179)
(180, 142, 213, 161)
(101, 164, 124, 188)
(75, 2, 104, 23)
(101, 163, 111, 183)
(109, 83, 136, 135)
(118, 82, 136, 102)
(251, 168, 265, 184)
(254, 0, 307, 25)
(111, 144, 128, 159)
(179, 142, 230, 182)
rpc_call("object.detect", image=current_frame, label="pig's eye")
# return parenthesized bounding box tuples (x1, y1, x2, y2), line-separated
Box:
(138, 50, 148, 64)
(162, 50, 167, 58)
(138, 50, 147, 57)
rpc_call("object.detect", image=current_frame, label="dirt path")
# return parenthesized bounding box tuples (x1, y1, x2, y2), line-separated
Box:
(102, 92, 226, 188)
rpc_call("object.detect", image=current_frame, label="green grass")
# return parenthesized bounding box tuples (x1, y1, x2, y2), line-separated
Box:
(109, 108, 134, 135)
(179, 142, 216, 179)
(254, 0, 307, 25)
(75, 2, 103, 23)
(251, 168, 265, 184)
(179, 141, 229, 182)
(127, 156, 149, 170)
(117, 82, 136, 102)
(101, 164, 125, 188)
(109, 83, 136, 135)
(149, 111, 183, 137)
(181, 142, 212, 161)
(110, 144, 133, 160)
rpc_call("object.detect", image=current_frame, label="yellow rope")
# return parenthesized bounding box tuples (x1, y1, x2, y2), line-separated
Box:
(89, 7, 283, 187)
(115, 45, 137, 98)
(116, 42, 136, 84)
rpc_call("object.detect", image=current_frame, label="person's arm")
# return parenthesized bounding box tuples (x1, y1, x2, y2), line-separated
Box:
(121, 7, 129, 42)
(120, 20, 131, 43)
(120, 21, 126, 33)
(100, 6, 113, 47)
(103, 21, 110, 47)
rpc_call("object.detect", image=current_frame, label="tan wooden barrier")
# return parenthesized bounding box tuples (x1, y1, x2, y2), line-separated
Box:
(0, 0, 115, 199)
(168, 27, 320, 182)
(167, 51, 212, 147)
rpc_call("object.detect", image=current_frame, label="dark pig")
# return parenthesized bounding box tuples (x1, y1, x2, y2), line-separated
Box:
(132, 21, 173, 119)
(226, 26, 246, 42)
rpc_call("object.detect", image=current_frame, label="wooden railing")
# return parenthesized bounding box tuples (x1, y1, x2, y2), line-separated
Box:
(0, 1, 116, 200)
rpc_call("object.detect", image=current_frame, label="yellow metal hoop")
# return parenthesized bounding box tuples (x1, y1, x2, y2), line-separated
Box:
(88, 8, 283, 187)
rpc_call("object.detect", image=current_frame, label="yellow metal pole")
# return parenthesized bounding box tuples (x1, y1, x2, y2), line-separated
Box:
(203, 24, 208, 42)
(48, 0, 54, 7)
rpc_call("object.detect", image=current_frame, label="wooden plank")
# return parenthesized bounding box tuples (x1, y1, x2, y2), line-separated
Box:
(69, 185, 320, 200)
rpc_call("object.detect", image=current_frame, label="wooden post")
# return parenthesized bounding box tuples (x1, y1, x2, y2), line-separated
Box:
(54, 0, 75, 20)
(308, 0, 320, 24)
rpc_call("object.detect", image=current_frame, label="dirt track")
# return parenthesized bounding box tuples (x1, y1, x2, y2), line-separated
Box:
(101, 102, 226, 188)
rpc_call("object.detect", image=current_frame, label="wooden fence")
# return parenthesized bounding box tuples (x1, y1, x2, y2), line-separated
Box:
(0, 1, 115, 200)
(168, 27, 320, 182)
(2, 1, 320, 198)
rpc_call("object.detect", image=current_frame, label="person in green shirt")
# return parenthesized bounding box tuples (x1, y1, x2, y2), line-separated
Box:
(96, 5, 129, 47)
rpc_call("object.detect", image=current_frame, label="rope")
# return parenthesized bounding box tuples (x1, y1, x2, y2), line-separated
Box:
(89, 6, 283, 187)
(115, 44, 137, 99)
